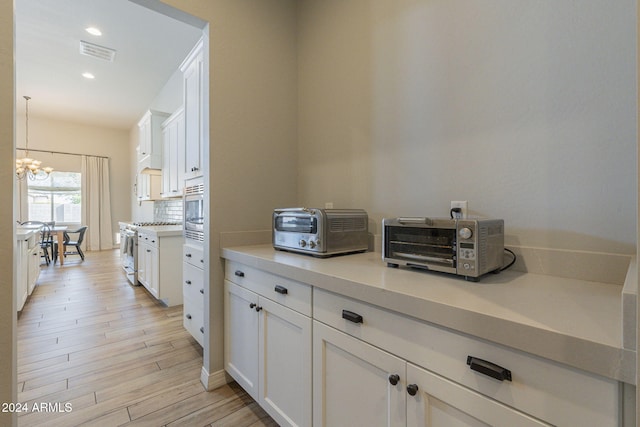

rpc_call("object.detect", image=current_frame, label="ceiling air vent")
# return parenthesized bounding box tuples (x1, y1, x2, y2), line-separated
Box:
(79, 40, 116, 62)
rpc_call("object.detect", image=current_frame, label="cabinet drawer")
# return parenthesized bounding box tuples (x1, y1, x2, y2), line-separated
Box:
(183, 262, 204, 304)
(183, 294, 204, 347)
(226, 261, 311, 316)
(138, 231, 159, 248)
(313, 288, 619, 427)
(183, 244, 204, 268)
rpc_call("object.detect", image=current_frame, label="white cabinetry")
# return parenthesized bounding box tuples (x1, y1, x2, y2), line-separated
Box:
(313, 321, 405, 427)
(161, 107, 185, 198)
(16, 229, 40, 311)
(313, 288, 620, 427)
(183, 243, 204, 346)
(137, 229, 183, 306)
(224, 261, 312, 427)
(136, 170, 161, 202)
(137, 109, 170, 171)
(180, 38, 205, 179)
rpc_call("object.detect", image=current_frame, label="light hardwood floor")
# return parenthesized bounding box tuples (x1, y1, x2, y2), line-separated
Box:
(17, 249, 277, 427)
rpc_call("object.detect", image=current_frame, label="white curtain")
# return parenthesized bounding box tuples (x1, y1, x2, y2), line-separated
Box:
(81, 155, 113, 250)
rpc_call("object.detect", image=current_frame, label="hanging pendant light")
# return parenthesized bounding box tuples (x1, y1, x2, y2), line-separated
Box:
(16, 96, 53, 181)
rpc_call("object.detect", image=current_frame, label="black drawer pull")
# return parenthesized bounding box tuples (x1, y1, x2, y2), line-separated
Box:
(388, 374, 400, 386)
(185, 280, 192, 285)
(235, 270, 245, 277)
(406, 384, 419, 396)
(342, 310, 363, 324)
(250, 303, 257, 309)
(186, 253, 192, 258)
(200, 289, 204, 294)
(186, 314, 192, 320)
(200, 327, 204, 333)
(466, 356, 512, 382)
(274, 285, 288, 295)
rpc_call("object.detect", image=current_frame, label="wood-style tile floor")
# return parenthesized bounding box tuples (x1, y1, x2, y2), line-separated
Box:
(17, 249, 277, 427)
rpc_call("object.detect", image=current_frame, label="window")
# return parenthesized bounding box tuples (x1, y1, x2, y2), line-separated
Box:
(28, 171, 81, 224)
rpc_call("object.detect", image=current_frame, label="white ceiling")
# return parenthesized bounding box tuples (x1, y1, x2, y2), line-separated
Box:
(16, 0, 203, 130)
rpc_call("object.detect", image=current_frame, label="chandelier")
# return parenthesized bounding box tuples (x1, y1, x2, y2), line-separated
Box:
(16, 96, 53, 181)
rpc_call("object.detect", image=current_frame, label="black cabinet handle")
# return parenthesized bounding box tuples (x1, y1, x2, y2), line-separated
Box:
(466, 356, 512, 382)
(388, 374, 400, 386)
(235, 270, 245, 277)
(185, 280, 192, 285)
(406, 384, 419, 396)
(186, 314, 192, 320)
(186, 253, 192, 258)
(342, 310, 363, 324)
(200, 289, 204, 294)
(200, 259, 204, 263)
(274, 285, 288, 295)
(249, 303, 257, 309)
(200, 327, 204, 333)
(255, 306, 263, 312)
(146, 249, 151, 253)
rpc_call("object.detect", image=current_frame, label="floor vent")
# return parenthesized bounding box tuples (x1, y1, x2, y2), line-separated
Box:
(79, 40, 116, 62)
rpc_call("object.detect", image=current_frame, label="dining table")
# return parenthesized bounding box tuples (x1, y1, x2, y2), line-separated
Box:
(50, 226, 68, 265)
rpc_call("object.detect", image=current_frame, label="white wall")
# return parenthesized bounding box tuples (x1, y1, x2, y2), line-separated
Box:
(298, 0, 637, 255)
(16, 114, 131, 241)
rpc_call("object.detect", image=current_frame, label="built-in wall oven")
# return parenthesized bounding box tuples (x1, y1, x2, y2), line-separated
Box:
(184, 177, 204, 243)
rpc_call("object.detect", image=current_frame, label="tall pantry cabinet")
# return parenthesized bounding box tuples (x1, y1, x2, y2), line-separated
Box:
(180, 38, 205, 180)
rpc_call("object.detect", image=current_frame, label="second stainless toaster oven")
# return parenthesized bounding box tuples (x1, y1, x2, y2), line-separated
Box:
(382, 217, 504, 280)
(273, 208, 369, 257)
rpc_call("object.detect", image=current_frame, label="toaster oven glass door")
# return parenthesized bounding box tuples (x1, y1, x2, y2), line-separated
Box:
(275, 215, 317, 234)
(385, 226, 456, 267)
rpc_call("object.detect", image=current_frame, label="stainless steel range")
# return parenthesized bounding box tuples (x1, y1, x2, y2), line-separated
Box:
(119, 221, 181, 285)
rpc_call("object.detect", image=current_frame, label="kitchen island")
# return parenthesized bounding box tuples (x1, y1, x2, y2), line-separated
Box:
(222, 244, 636, 426)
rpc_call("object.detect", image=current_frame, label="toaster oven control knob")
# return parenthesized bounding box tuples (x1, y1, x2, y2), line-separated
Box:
(309, 240, 316, 249)
(459, 227, 473, 240)
(299, 239, 307, 247)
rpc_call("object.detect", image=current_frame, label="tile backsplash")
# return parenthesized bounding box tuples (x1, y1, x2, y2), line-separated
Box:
(154, 199, 183, 223)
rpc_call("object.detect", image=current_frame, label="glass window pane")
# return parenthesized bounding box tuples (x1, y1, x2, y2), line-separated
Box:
(27, 171, 81, 223)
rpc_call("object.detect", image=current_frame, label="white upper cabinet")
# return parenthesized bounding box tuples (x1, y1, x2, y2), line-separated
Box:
(180, 38, 205, 179)
(137, 109, 169, 172)
(161, 107, 185, 198)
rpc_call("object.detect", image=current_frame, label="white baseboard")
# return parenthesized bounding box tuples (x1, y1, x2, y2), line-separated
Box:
(200, 366, 230, 391)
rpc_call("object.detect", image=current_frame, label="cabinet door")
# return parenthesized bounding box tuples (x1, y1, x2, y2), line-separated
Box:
(138, 115, 151, 160)
(406, 363, 550, 427)
(259, 297, 312, 427)
(146, 245, 159, 298)
(137, 241, 147, 286)
(27, 245, 40, 295)
(183, 48, 204, 178)
(313, 321, 406, 427)
(224, 280, 260, 400)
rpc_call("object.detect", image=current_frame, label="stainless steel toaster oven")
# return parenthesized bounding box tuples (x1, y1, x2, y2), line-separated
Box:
(273, 208, 369, 257)
(382, 217, 504, 280)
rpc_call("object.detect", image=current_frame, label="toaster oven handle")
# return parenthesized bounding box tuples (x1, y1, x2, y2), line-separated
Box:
(397, 217, 431, 225)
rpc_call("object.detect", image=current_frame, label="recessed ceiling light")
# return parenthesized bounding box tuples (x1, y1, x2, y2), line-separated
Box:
(85, 27, 102, 36)
(82, 72, 95, 79)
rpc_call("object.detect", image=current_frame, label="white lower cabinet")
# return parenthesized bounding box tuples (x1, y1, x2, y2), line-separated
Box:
(313, 321, 406, 427)
(137, 229, 182, 306)
(224, 261, 626, 426)
(183, 244, 205, 346)
(313, 321, 547, 427)
(224, 263, 312, 427)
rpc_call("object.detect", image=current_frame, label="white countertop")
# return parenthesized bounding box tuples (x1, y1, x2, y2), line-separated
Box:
(135, 225, 183, 237)
(16, 226, 40, 240)
(222, 244, 636, 384)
